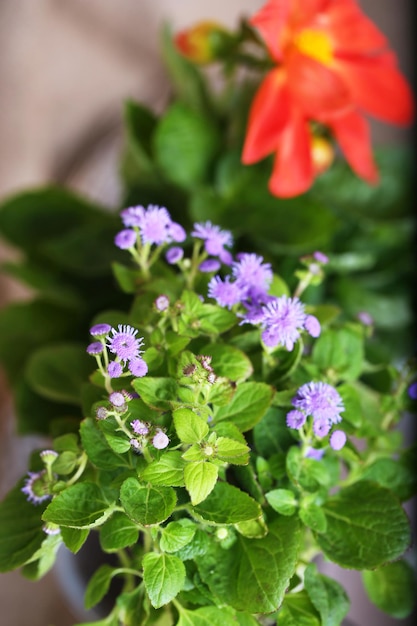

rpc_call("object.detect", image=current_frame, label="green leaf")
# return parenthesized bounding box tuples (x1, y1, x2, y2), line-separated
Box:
(85, 564, 115, 610)
(132, 377, 179, 411)
(317, 481, 411, 569)
(278, 590, 321, 626)
(362, 559, 417, 618)
(159, 521, 196, 553)
(43, 483, 114, 529)
(176, 606, 243, 626)
(120, 478, 176, 525)
(266, 489, 297, 516)
(196, 515, 301, 613)
(123, 99, 158, 179)
(299, 504, 327, 533)
(52, 451, 78, 475)
(254, 407, 295, 457)
(199, 344, 253, 382)
(304, 563, 349, 626)
(359, 456, 417, 501)
(173, 408, 209, 443)
(21, 533, 62, 580)
(80, 418, 129, 470)
(0, 483, 46, 571)
(25, 343, 94, 404)
(198, 304, 237, 335)
(60, 527, 89, 553)
(143, 552, 185, 608)
(140, 451, 186, 487)
(312, 326, 364, 381)
(99, 512, 139, 552)
(214, 382, 274, 432)
(193, 482, 262, 525)
(153, 102, 220, 189)
(184, 461, 219, 506)
(215, 437, 249, 465)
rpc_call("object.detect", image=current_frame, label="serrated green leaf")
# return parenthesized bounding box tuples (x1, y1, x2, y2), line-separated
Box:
(176, 606, 242, 626)
(199, 343, 253, 382)
(60, 527, 89, 554)
(193, 482, 262, 524)
(159, 521, 196, 553)
(80, 418, 129, 470)
(184, 461, 218, 506)
(362, 559, 417, 618)
(304, 563, 350, 626)
(99, 512, 139, 552)
(143, 552, 185, 608)
(215, 437, 249, 464)
(299, 504, 327, 533)
(312, 326, 364, 381)
(266, 489, 297, 516)
(120, 478, 176, 526)
(132, 377, 178, 411)
(214, 381, 274, 432)
(140, 451, 186, 487)
(317, 481, 411, 569)
(278, 590, 321, 626)
(173, 408, 209, 443)
(43, 483, 115, 529)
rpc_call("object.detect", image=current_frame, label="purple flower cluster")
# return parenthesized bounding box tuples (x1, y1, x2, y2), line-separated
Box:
(87, 323, 148, 380)
(130, 419, 170, 453)
(192, 221, 233, 264)
(115, 204, 186, 249)
(287, 381, 346, 451)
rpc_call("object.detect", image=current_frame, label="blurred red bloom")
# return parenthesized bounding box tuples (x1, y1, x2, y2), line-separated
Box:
(175, 21, 226, 64)
(242, 0, 414, 197)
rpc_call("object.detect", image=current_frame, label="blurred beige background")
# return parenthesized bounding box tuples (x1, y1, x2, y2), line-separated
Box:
(0, 1, 414, 625)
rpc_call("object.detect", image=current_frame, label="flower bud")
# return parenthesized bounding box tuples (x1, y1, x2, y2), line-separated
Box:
(311, 136, 334, 175)
(174, 21, 228, 64)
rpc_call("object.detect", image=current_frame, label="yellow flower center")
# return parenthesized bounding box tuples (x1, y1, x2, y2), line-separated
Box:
(294, 29, 333, 65)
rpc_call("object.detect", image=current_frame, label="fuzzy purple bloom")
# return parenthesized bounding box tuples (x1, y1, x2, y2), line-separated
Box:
(259, 296, 307, 350)
(107, 361, 123, 378)
(108, 325, 144, 363)
(207, 275, 243, 309)
(165, 247, 184, 264)
(114, 229, 137, 250)
(286, 410, 307, 429)
(21, 470, 51, 505)
(128, 358, 148, 378)
(155, 295, 170, 312)
(152, 430, 170, 450)
(86, 342, 104, 355)
(330, 429, 347, 450)
(138, 205, 175, 245)
(292, 381, 344, 425)
(90, 323, 112, 337)
(232, 253, 273, 294)
(109, 392, 126, 407)
(304, 315, 321, 338)
(96, 406, 108, 420)
(120, 205, 145, 227)
(131, 420, 149, 435)
(192, 221, 233, 257)
(199, 259, 221, 273)
(313, 418, 331, 438)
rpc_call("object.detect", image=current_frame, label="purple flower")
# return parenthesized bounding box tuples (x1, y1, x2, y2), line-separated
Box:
(199, 259, 221, 273)
(166, 247, 184, 264)
(131, 420, 149, 435)
(109, 392, 126, 407)
(305, 447, 325, 460)
(330, 430, 347, 451)
(155, 295, 170, 312)
(313, 418, 331, 438)
(152, 430, 170, 450)
(313, 251, 329, 264)
(192, 221, 233, 257)
(292, 382, 344, 425)
(120, 205, 145, 227)
(232, 253, 273, 293)
(96, 406, 108, 420)
(304, 315, 321, 338)
(128, 358, 148, 378)
(43, 522, 60, 536)
(90, 323, 111, 337)
(40, 450, 58, 463)
(108, 361, 123, 378)
(108, 325, 144, 363)
(207, 275, 243, 309)
(357, 311, 374, 326)
(86, 342, 104, 355)
(286, 410, 307, 429)
(114, 229, 137, 249)
(259, 296, 307, 350)
(168, 222, 187, 243)
(21, 470, 51, 505)
(408, 382, 417, 400)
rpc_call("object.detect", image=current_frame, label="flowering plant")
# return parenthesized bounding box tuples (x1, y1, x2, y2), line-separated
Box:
(0, 2, 416, 626)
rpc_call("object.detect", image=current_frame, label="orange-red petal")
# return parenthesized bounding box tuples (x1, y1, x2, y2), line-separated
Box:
(250, 0, 290, 62)
(336, 51, 414, 125)
(330, 109, 378, 183)
(325, 0, 387, 54)
(242, 68, 291, 164)
(268, 111, 314, 197)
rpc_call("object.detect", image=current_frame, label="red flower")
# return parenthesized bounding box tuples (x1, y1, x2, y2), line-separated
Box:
(242, 0, 414, 197)
(175, 21, 226, 64)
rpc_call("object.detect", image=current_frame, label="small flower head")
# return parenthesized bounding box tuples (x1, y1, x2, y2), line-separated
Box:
(155, 295, 170, 312)
(330, 429, 347, 451)
(408, 382, 417, 400)
(192, 221, 233, 257)
(313, 418, 331, 438)
(232, 253, 273, 293)
(152, 429, 170, 450)
(166, 246, 184, 264)
(108, 325, 144, 363)
(304, 315, 321, 338)
(304, 447, 325, 461)
(168, 222, 187, 243)
(208, 275, 243, 309)
(114, 229, 137, 250)
(90, 323, 111, 337)
(131, 420, 149, 435)
(109, 392, 126, 408)
(96, 406, 108, 420)
(107, 361, 123, 378)
(43, 522, 61, 536)
(40, 450, 58, 464)
(120, 205, 145, 227)
(292, 381, 344, 425)
(128, 358, 148, 378)
(286, 409, 306, 429)
(357, 311, 374, 326)
(22, 470, 52, 505)
(260, 296, 307, 351)
(86, 342, 104, 356)
(199, 259, 221, 273)
(313, 251, 329, 265)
